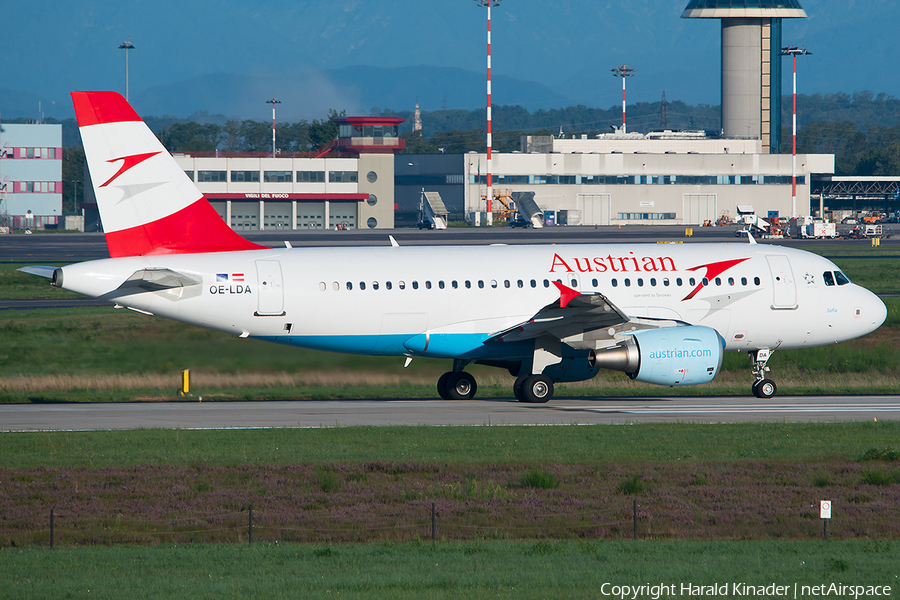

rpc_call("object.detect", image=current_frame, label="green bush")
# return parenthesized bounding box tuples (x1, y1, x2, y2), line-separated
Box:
(520, 468, 559, 490)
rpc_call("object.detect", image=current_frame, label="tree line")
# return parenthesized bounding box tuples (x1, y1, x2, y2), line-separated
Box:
(5, 90, 900, 213)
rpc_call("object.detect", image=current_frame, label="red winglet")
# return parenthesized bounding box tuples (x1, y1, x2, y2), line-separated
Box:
(552, 280, 580, 308)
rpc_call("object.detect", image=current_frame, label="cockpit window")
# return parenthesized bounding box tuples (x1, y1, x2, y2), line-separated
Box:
(823, 271, 835, 286)
(834, 271, 851, 286)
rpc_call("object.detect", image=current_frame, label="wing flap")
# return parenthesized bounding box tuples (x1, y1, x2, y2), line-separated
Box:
(489, 283, 630, 344)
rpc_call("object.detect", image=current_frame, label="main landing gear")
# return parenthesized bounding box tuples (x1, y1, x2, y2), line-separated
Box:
(513, 374, 554, 403)
(437, 360, 478, 400)
(436, 360, 556, 403)
(750, 348, 777, 399)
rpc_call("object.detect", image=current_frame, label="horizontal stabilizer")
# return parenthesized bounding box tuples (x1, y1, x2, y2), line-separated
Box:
(17, 266, 58, 279)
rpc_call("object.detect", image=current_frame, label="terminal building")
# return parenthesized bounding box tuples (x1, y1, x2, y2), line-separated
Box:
(396, 130, 834, 226)
(0, 123, 63, 230)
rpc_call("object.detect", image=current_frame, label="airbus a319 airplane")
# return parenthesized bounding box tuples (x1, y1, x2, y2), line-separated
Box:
(22, 92, 887, 402)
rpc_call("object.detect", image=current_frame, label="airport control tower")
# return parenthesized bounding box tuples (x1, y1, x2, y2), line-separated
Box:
(682, 0, 806, 154)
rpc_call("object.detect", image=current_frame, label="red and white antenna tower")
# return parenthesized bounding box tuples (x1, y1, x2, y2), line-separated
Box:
(611, 64, 637, 134)
(476, 0, 501, 226)
(781, 46, 811, 218)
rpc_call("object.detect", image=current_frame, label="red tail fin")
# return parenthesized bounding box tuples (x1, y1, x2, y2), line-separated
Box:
(72, 91, 266, 257)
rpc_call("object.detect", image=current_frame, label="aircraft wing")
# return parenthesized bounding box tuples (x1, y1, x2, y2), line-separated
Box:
(488, 281, 634, 345)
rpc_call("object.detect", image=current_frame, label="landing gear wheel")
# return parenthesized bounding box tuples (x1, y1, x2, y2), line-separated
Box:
(446, 372, 477, 400)
(437, 372, 453, 400)
(513, 377, 527, 402)
(521, 374, 553, 403)
(752, 378, 777, 399)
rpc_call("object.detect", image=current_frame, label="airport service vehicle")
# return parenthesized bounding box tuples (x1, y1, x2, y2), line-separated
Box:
(21, 92, 887, 402)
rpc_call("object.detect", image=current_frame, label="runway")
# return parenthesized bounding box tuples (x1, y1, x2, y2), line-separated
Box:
(2, 396, 898, 431)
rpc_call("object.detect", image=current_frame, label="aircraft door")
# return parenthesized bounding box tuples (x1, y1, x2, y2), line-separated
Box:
(255, 260, 285, 316)
(766, 255, 797, 309)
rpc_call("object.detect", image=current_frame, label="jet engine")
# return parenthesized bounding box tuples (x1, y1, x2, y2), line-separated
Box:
(589, 326, 724, 386)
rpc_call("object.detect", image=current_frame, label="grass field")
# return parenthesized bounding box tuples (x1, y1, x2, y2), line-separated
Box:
(2, 296, 897, 401)
(2, 540, 898, 600)
(3, 254, 900, 597)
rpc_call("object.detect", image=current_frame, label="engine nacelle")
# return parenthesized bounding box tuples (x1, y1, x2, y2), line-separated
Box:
(590, 326, 724, 386)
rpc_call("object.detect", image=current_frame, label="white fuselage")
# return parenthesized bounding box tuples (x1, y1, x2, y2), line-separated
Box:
(58, 242, 886, 363)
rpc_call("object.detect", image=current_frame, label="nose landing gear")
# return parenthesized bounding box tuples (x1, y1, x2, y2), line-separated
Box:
(750, 349, 777, 398)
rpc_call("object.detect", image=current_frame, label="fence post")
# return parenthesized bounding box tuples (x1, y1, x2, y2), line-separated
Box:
(632, 499, 637, 541)
(431, 503, 436, 541)
(50, 508, 55, 549)
(248, 504, 253, 545)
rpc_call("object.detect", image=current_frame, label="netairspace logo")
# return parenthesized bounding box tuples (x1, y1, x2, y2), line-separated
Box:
(646, 348, 712, 360)
(598, 582, 893, 599)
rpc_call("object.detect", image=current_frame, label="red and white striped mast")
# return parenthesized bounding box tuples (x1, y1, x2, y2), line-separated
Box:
(477, 0, 500, 226)
(611, 65, 636, 134)
(780, 46, 811, 218)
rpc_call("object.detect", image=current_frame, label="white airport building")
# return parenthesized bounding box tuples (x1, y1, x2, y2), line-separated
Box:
(396, 131, 834, 227)
(0, 123, 63, 229)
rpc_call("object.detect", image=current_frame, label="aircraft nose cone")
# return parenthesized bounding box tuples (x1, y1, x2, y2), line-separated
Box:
(871, 294, 888, 330)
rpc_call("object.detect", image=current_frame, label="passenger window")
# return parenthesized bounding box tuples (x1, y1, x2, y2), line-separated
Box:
(714, 277, 721, 286)
(530, 279, 537, 288)
(412, 281, 418, 289)
(386, 281, 392, 290)
(702, 278, 709, 286)
(592, 278, 598, 287)
(637, 278, 643, 287)
(478, 280, 484, 289)
(741, 277, 747, 286)
(728, 277, 734, 286)
(438, 281, 445, 289)
(676, 278, 683, 286)
(425, 281, 432, 289)
(624, 278, 631, 287)
(754, 277, 761, 286)
(319, 282, 326, 291)
(517, 280, 523, 288)
(373, 281, 379, 290)
(465, 280, 471, 289)
(835, 271, 850, 285)
(689, 278, 696, 286)
(332, 282, 339, 291)
(399, 281, 406, 290)
(823, 271, 835, 286)
(491, 280, 498, 289)
(650, 278, 657, 286)
(452, 281, 458, 289)
(346, 282, 353, 290)
(612, 279, 618, 287)
(543, 279, 550, 288)
(570, 279, 577, 287)
(663, 278, 669, 287)
(360, 282, 366, 290)
(504, 280, 510, 288)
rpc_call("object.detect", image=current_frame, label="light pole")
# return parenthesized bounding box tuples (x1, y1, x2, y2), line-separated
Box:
(118, 38, 135, 101)
(475, 0, 501, 226)
(781, 46, 811, 218)
(611, 65, 636, 134)
(266, 98, 281, 158)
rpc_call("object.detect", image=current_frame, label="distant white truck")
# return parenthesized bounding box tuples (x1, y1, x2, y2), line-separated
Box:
(792, 216, 836, 239)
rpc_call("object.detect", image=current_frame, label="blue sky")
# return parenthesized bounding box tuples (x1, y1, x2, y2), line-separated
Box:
(4, 0, 899, 119)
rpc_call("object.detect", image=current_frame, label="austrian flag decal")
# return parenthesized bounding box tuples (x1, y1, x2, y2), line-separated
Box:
(216, 273, 245, 282)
